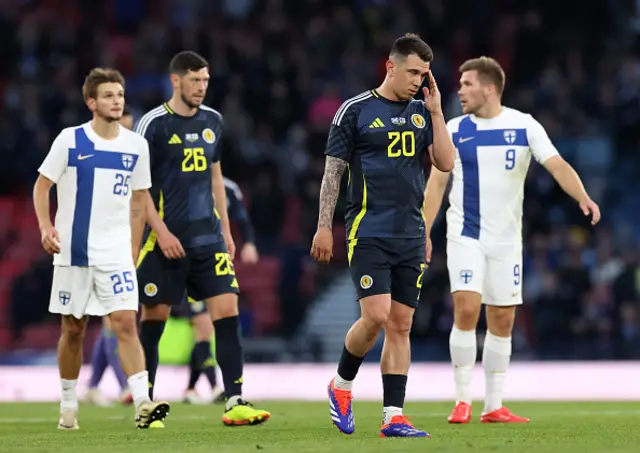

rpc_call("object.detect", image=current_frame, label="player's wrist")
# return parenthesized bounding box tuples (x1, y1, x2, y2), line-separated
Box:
(38, 221, 53, 232)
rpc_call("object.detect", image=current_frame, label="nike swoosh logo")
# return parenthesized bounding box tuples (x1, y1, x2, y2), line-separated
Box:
(459, 137, 474, 143)
(78, 154, 94, 160)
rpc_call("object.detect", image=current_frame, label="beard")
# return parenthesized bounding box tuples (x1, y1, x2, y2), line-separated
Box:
(181, 92, 201, 109)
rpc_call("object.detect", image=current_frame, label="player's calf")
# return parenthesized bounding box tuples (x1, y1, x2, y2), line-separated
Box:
(483, 306, 517, 417)
(139, 304, 170, 400)
(110, 309, 171, 426)
(56, 316, 88, 428)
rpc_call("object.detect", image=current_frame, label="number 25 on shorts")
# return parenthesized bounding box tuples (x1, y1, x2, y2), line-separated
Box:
(182, 147, 207, 172)
(215, 253, 235, 276)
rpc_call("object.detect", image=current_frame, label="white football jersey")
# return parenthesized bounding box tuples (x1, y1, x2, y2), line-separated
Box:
(446, 107, 559, 244)
(38, 122, 152, 267)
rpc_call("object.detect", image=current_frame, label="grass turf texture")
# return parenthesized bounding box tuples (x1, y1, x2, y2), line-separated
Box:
(1, 401, 639, 452)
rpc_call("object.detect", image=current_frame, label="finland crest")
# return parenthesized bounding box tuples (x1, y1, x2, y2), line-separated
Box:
(121, 153, 134, 170)
(411, 113, 425, 129)
(59, 291, 71, 306)
(360, 275, 373, 289)
(459, 270, 473, 284)
(503, 130, 516, 144)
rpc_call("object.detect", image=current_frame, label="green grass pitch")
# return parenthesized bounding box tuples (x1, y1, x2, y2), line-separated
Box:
(1, 401, 639, 452)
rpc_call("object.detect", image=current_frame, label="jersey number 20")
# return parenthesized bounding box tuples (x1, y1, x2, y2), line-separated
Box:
(182, 147, 207, 172)
(388, 131, 415, 157)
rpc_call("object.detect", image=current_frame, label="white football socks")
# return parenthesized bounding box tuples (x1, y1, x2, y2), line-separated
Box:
(383, 406, 403, 424)
(449, 326, 477, 405)
(333, 373, 353, 391)
(60, 379, 78, 412)
(482, 331, 512, 413)
(127, 371, 151, 408)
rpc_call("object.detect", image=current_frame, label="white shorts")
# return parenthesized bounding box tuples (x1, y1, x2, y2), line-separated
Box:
(49, 265, 139, 319)
(447, 236, 523, 306)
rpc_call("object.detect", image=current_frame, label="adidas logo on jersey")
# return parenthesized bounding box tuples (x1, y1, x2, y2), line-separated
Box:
(369, 118, 385, 128)
(168, 134, 182, 144)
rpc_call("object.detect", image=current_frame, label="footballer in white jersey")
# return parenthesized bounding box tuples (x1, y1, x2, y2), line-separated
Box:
(444, 107, 558, 301)
(33, 68, 170, 430)
(423, 57, 600, 425)
(39, 121, 150, 316)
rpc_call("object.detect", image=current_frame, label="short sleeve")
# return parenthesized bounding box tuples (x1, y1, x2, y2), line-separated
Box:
(325, 105, 358, 161)
(527, 114, 559, 164)
(131, 139, 152, 191)
(38, 129, 69, 183)
(211, 118, 224, 164)
(135, 113, 158, 167)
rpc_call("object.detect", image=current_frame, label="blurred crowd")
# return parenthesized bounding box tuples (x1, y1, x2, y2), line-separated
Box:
(1, 0, 639, 360)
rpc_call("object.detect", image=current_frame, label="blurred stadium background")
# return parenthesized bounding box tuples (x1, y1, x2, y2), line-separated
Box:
(0, 0, 639, 402)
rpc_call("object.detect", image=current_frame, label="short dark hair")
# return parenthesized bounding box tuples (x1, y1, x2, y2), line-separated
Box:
(169, 51, 209, 75)
(82, 68, 125, 102)
(390, 33, 434, 63)
(459, 57, 506, 94)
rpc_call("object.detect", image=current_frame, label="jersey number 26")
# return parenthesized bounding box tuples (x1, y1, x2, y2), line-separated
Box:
(182, 147, 207, 172)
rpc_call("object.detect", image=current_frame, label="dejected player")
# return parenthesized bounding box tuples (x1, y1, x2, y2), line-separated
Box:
(310, 33, 455, 437)
(423, 56, 600, 424)
(134, 51, 269, 427)
(33, 68, 169, 429)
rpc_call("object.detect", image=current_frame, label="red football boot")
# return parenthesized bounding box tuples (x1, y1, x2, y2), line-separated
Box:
(480, 407, 530, 423)
(448, 402, 472, 424)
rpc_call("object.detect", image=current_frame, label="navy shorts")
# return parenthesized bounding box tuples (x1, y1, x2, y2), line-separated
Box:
(137, 242, 239, 306)
(348, 237, 426, 308)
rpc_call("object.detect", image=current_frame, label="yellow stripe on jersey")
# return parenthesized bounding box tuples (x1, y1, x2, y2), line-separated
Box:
(347, 175, 367, 264)
(137, 191, 164, 268)
(163, 103, 174, 114)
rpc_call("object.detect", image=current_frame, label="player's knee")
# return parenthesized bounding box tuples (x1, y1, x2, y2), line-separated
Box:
(386, 316, 413, 338)
(141, 303, 171, 322)
(486, 305, 516, 336)
(61, 316, 87, 344)
(109, 311, 138, 340)
(360, 296, 391, 331)
(205, 294, 238, 321)
(453, 291, 482, 329)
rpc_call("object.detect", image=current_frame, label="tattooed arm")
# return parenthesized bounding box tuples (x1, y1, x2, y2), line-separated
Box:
(311, 101, 356, 263)
(318, 156, 348, 230)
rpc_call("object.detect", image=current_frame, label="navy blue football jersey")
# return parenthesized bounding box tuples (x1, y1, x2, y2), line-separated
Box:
(325, 89, 434, 240)
(136, 103, 224, 248)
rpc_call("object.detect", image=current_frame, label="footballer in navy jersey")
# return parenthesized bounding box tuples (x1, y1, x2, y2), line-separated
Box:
(134, 51, 269, 427)
(310, 34, 455, 438)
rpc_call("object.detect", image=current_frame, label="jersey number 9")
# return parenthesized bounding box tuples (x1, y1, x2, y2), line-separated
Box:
(388, 131, 415, 158)
(182, 147, 207, 172)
